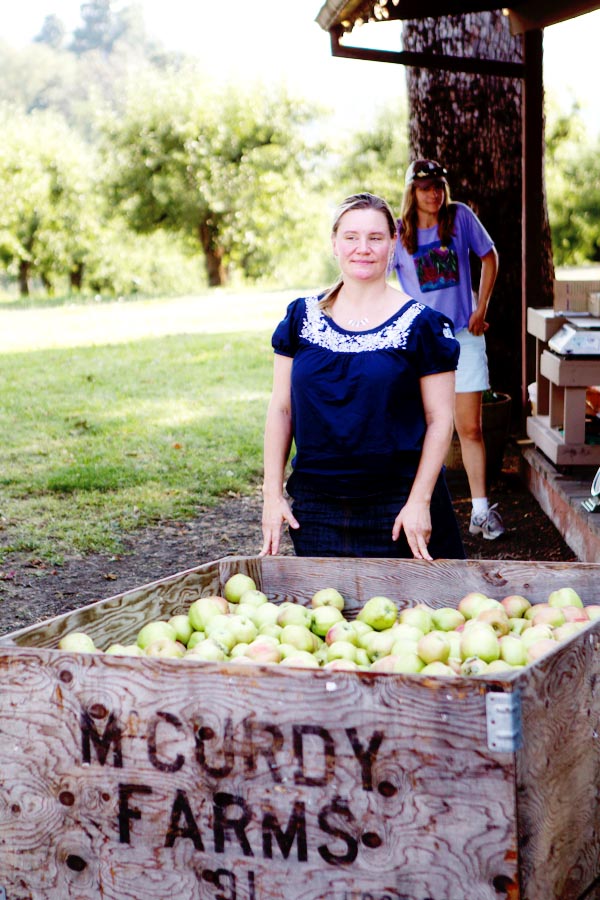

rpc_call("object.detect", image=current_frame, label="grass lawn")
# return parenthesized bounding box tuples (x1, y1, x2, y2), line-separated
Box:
(0, 288, 307, 563)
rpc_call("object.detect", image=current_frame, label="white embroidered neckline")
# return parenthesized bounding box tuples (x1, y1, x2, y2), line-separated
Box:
(299, 295, 425, 353)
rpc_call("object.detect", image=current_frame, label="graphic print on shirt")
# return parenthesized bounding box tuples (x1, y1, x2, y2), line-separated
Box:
(413, 239, 460, 293)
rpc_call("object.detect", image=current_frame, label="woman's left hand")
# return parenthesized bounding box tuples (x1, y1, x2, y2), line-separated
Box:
(392, 499, 432, 561)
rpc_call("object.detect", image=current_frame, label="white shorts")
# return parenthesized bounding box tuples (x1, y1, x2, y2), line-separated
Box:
(455, 328, 490, 393)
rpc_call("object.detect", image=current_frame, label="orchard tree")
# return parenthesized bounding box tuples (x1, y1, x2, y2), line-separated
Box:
(0, 108, 100, 294)
(105, 73, 326, 286)
(402, 12, 554, 408)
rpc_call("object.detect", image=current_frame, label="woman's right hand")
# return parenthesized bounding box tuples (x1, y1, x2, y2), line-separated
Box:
(260, 495, 299, 556)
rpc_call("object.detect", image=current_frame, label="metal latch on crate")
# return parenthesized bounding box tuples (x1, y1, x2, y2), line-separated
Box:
(581, 466, 600, 513)
(486, 691, 522, 752)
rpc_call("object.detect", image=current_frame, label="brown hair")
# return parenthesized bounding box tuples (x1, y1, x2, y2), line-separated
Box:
(319, 192, 397, 313)
(399, 180, 457, 256)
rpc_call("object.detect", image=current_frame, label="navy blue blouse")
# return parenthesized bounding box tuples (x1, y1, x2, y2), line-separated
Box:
(272, 294, 459, 498)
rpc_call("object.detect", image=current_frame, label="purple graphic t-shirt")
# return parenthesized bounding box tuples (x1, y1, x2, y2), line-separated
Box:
(393, 202, 494, 332)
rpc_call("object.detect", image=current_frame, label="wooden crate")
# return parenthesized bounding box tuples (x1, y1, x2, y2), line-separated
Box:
(554, 279, 600, 313)
(1, 556, 600, 900)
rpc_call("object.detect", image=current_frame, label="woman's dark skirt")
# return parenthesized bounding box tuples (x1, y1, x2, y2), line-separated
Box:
(287, 471, 466, 559)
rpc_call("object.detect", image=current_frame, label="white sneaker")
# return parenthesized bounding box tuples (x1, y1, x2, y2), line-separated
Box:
(469, 504, 505, 540)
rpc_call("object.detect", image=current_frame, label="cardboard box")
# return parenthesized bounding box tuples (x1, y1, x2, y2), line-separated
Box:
(1, 556, 600, 900)
(554, 279, 600, 313)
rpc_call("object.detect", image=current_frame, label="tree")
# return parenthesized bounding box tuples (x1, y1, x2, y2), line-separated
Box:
(105, 72, 326, 286)
(402, 12, 554, 410)
(34, 14, 67, 50)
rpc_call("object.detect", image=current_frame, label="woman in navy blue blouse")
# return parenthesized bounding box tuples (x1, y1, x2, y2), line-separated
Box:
(260, 192, 465, 561)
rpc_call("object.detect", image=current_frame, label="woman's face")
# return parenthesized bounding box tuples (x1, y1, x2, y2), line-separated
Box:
(332, 208, 395, 282)
(414, 180, 445, 219)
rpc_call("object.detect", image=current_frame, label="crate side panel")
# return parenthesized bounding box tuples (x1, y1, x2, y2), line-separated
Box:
(258, 557, 600, 614)
(0, 649, 519, 900)
(516, 622, 600, 899)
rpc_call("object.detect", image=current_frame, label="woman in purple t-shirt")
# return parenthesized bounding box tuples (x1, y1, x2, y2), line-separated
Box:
(261, 192, 464, 562)
(393, 159, 505, 542)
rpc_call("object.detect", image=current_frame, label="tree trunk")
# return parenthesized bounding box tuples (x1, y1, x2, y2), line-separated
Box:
(402, 12, 554, 418)
(70, 264, 84, 291)
(18, 259, 30, 297)
(199, 217, 226, 287)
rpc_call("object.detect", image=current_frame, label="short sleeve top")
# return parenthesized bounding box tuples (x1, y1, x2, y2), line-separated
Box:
(392, 202, 495, 332)
(271, 294, 459, 497)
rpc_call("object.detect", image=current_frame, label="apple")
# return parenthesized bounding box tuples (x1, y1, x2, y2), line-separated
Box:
(352, 620, 374, 638)
(277, 603, 312, 628)
(185, 637, 227, 661)
(431, 607, 465, 631)
(457, 592, 495, 620)
(501, 594, 532, 618)
(311, 588, 345, 611)
(137, 620, 177, 650)
(417, 632, 451, 665)
(326, 640, 358, 663)
(509, 617, 532, 635)
(531, 606, 566, 628)
(399, 605, 432, 633)
(486, 660, 515, 673)
(168, 614, 194, 646)
(370, 655, 402, 673)
(203, 625, 237, 653)
(420, 662, 456, 676)
(244, 637, 282, 664)
(560, 606, 590, 622)
(357, 596, 398, 631)
(460, 656, 489, 676)
(520, 623, 553, 650)
(547, 587, 584, 609)
(188, 595, 229, 631)
(476, 607, 510, 636)
(585, 605, 600, 621)
(389, 651, 425, 674)
(253, 602, 281, 628)
(280, 652, 320, 669)
(187, 631, 205, 650)
(499, 634, 528, 666)
(527, 638, 558, 662)
(553, 622, 585, 642)
(105, 643, 144, 657)
(58, 632, 97, 653)
(361, 629, 397, 661)
(391, 637, 422, 658)
(224, 573, 257, 603)
(279, 624, 315, 653)
(390, 623, 424, 642)
(325, 620, 359, 646)
(324, 659, 360, 671)
(227, 615, 258, 645)
(459, 623, 500, 663)
(258, 622, 283, 640)
(238, 588, 269, 607)
(310, 605, 344, 637)
(145, 638, 186, 659)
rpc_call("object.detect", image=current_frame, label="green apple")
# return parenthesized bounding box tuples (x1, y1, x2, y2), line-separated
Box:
(185, 637, 227, 661)
(188, 595, 229, 631)
(547, 587, 584, 609)
(253, 602, 281, 628)
(244, 637, 282, 664)
(509, 617, 532, 635)
(324, 658, 360, 671)
(431, 607, 465, 631)
(486, 659, 516, 673)
(531, 605, 566, 628)
(420, 661, 456, 676)
(501, 594, 532, 618)
(326, 640, 358, 663)
(228, 615, 258, 645)
(457, 592, 494, 620)
(460, 656, 489, 676)
(280, 624, 315, 653)
(59, 632, 97, 653)
(520, 623, 553, 650)
(399, 605, 432, 633)
(357, 596, 398, 631)
(311, 605, 344, 637)
(187, 631, 205, 649)
(459, 623, 500, 663)
(325, 620, 359, 646)
(417, 632, 451, 665)
(527, 638, 558, 662)
(390, 651, 424, 674)
(277, 603, 312, 628)
(499, 634, 528, 666)
(145, 638, 186, 659)
(553, 622, 584, 642)
(361, 629, 397, 661)
(137, 620, 177, 650)
(168, 614, 194, 646)
(105, 643, 144, 657)
(258, 622, 283, 640)
(390, 623, 424, 642)
(476, 607, 510, 636)
(238, 588, 269, 607)
(223, 573, 257, 603)
(280, 651, 320, 669)
(311, 587, 345, 611)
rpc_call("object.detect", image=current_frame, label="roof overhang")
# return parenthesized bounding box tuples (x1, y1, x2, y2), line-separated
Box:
(315, 0, 600, 34)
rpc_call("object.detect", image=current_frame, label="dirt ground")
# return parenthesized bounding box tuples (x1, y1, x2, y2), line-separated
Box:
(0, 441, 576, 638)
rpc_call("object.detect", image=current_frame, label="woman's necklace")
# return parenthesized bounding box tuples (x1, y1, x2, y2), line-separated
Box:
(348, 315, 370, 327)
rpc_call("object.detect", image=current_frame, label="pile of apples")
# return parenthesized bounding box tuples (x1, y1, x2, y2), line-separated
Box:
(57, 573, 600, 677)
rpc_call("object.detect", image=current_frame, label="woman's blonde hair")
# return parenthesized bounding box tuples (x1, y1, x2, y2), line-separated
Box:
(399, 180, 456, 256)
(319, 192, 397, 313)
